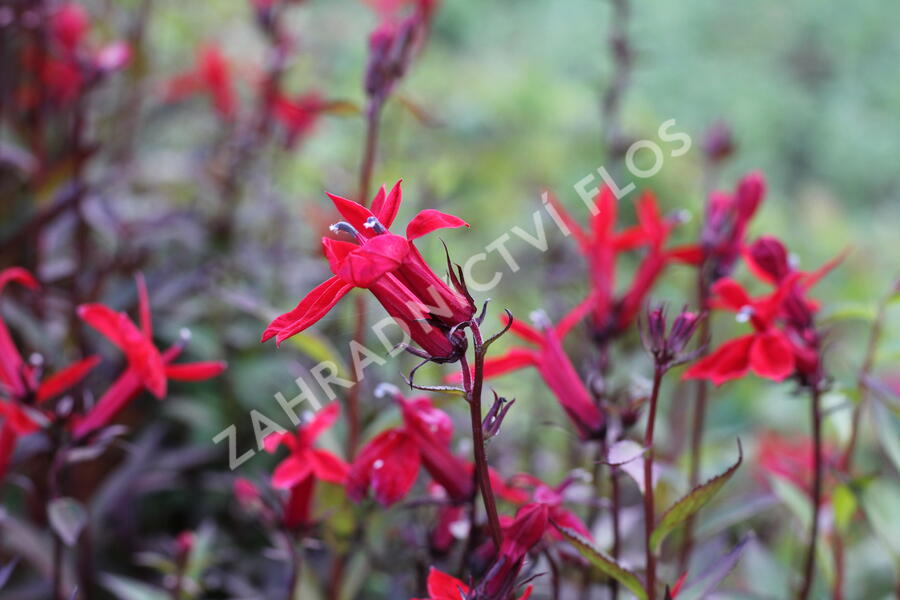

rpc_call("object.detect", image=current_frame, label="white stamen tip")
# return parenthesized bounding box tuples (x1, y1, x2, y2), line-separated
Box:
(375, 382, 400, 398)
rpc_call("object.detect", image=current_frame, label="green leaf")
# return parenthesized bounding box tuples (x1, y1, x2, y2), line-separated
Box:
(821, 303, 876, 324)
(47, 497, 88, 546)
(832, 484, 857, 534)
(650, 440, 743, 552)
(553, 523, 648, 600)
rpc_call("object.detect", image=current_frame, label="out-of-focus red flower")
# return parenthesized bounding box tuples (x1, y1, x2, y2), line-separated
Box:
(52, 3, 90, 52)
(505, 473, 592, 540)
(347, 393, 472, 506)
(411, 566, 533, 600)
(755, 431, 837, 504)
(271, 91, 323, 148)
(701, 121, 735, 164)
(472, 503, 548, 599)
(548, 187, 700, 339)
(0, 268, 101, 480)
(263, 181, 474, 363)
(700, 172, 765, 284)
(74, 274, 226, 438)
(165, 44, 237, 119)
(264, 403, 348, 527)
(452, 298, 604, 440)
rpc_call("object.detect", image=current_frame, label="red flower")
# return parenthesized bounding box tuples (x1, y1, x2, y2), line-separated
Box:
(347, 393, 472, 506)
(74, 275, 226, 438)
(165, 44, 236, 119)
(700, 172, 765, 282)
(683, 276, 798, 385)
(472, 503, 548, 599)
(271, 91, 323, 148)
(412, 567, 532, 600)
(454, 297, 604, 440)
(262, 181, 474, 362)
(0, 268, 101, 479)
(755, 431, 837, 504)
(548, 187, 699, 338)
(52, 3, 90, 52)
(504, 473, 592, 540)
(264, 403, 348, 527)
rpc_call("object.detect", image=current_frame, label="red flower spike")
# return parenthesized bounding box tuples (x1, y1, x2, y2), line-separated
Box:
(264, 182, 473, 362)
(411, 567, 534, 600)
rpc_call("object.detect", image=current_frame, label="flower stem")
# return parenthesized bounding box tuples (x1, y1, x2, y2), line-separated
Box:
(678, 280, 711, 572)
(643, 366, 663, 600)
(797, 386, 823, 600)
(461, 322, 503, 551)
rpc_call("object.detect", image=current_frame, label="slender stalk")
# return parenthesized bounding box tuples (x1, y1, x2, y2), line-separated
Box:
(358, 98, 383, 208)
(460, 323, 503, 550)
(643, 367, 663, 600)
(579, 443, 605, 600)
(797, 386, 823, 600)
(832, 536, 844, 600)
(678, 279, 711, 571)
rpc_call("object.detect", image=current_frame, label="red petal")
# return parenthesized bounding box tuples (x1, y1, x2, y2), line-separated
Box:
(711, 278, 753, 312)
(749, 330, 796, 381)
(426, 568, 469, 599)
(261, 276, 353, 344)
(72, 368, 144, 438)
(591, 186, 618, 243)
(327, 191, 375, 234)
(635, 190, 667, 243)
(272, 455, 313, 490)
(0, 421, 18, 484)
(545, 191, 590, 250)
(406, 209, 469, 241)
(164, 361, 226, 381)
(118, 319, 166, 398)
(556, 293, 595, 340)
(308, 449, 349, 484)
(372, 180, 402, 228)
(0, 267, 39, 294)
(283, 475, 315, 528)
(802, 248, 848, 291)
(550, 507, 592, 539)
(346, 429, 420, 507)
(78, 304, 127, 349)
(303, 402, 341, 443)
(333, 234, 409, 287)
(683, 335, 755, 386)
(482, 348, 539, 379)
(36, 355, 101, 403)
(263, 432, 290, 453)
(667, 244, 705, 266)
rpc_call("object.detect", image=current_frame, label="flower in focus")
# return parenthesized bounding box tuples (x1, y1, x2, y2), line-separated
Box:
(264, 403, 348, 527)
(262, 181, 474, 363)
(347, 392, 472, 506)
(74, 274, 226, 438)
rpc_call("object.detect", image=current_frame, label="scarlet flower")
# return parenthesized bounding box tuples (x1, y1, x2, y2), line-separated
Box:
(52, 3, 90, 52)
(347, 393, 472, 506)
(74, 275, 226, 438)
(0, 268, 100, 479)
(471, 503, 548, 599)
(412, 567, 532, 600)
(262, 181, 474, 363)
(164, 44, 236, 119)
(504, 473, 592, 540)
(456, 298, 604, 440)
(271, 91, 323, 148)
(683, 276, 798, 385)
(548, 187, 700, 339)
(264, 403, 348, 527)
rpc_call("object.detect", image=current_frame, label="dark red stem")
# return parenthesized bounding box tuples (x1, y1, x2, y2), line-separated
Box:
(643, 366, 663, 600)
(797, 386, 823, 600)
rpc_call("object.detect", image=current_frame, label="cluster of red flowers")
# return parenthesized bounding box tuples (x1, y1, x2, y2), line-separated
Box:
(0, 267, 225, 482)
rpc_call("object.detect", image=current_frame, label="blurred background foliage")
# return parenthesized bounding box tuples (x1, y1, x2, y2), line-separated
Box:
(3, 0, 900, 597)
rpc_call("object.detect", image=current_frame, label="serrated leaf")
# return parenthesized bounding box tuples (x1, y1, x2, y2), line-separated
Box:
(48, 497, 88, 546)
(553, 523, 648, 600)
(650, 440, 742, 551)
